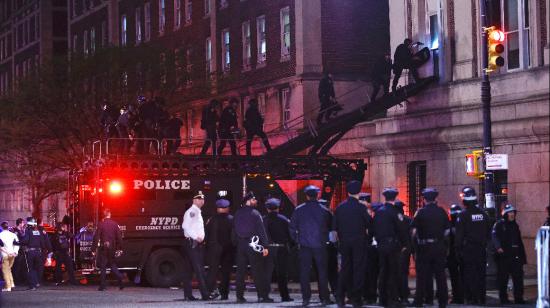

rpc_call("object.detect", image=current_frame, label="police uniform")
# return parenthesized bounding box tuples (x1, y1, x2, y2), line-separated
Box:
(447, 204, 464, 304)
(333, 181, 372, 307)
(37, 223, 52, 286)
(181, 192, 211, 299)
(372, 188, 407, 306)
(20, 219, 48, 290)
(12, 223, 27, 285)
(233, 192, 271, 303)
(364, 200, 380, 304)
(200, 100, 220, 156)
(217, 101, 238, 155)
(289, 185, 332, 306)
(394, 200, 413, 304)
(263, 198, 293, 302)
(205, 198, 234, 300)
(321, 198, 338, 297)
(492, 204, 526, 304)
(92, 215, 124, 291)
(455, 187, 490, 305)
(410, 188, 450, 307)
(244, 99, 271, 156)
(52, 227, 78, 285)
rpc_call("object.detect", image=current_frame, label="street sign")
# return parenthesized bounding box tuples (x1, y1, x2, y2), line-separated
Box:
(485, 154, 508, 170)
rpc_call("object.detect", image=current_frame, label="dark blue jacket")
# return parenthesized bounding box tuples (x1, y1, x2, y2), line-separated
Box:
(289, 200, 332, 249)
(333, 197, 372, 243)
(234, 206, 269, 247)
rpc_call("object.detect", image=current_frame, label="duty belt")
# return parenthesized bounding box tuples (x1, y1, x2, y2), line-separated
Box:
(269, 243, 286, 247)
(417, 238, 438, 245)
(26, 247, 41, 251)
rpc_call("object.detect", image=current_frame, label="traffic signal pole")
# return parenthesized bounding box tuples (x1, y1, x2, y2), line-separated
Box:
(480, 0, 496, 213)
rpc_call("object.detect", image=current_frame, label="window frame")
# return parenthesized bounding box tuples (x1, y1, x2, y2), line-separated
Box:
(135, 7, 142, 44)
(280, 6, 291, 60)
(205, 36, 212, 75)
(221, 28, 230, 73)
(185, 0, 192, 25)
(256, 15, 267, 66)
(242, 21, 252, 70)
(280, 88, 291, 129)
(120, 15, 127, 46)
(158, 0, 166, 35)
(174, 0, 182, 29)
(500, 0, 530, 71)
(144, 2, 152, 41)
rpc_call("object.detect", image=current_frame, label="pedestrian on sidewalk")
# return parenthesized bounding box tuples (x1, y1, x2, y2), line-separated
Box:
(0, 221, 19, 292)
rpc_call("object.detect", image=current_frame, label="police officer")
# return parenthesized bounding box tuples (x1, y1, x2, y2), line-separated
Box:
(36, 218, 52, 287)
(317, 71, 342, 125)
(181, 191, 216, 300)
(410, 188, 449, 308)
(244, 99, 271, 156)
(370, 54, 393, 102)
(52, 223, 78, 286)
(320, 198, 338, 298)
(373, 188, 408, 307)
(455, 186, 490, 305)
(392, 38, 421, 92)
(92, 208, 124, 291)
(19, 218, 48, 290)
(76, 222, 95, 269)
(289, 185, 333, 307)
(217, 98, 239, 156)
(12, 218, 26, 286)
(233, 192, 272, 303)
(492, 204, 527, 305)
(394, 200, 412, 304)
(200, 100, 220, 156)
(447, 204, 464, 304)
(263, 197, 294, 302)
(205, 198, 234, 300)
(360, 195, 379, 304)
(333, 181, 372, 308)
(164, 114, 184, 154)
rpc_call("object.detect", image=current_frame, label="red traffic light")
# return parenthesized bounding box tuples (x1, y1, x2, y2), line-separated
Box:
(109, 180, 123, 195)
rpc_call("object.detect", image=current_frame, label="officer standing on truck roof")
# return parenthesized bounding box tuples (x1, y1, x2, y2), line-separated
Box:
(233, 191, 272, 304)
(205, 197, 234, 300)
(181, 191, 218, 301)
(92, 208, 124, 291)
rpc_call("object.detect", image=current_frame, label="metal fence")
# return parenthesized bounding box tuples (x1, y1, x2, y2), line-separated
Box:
(537, 226, 549, 308)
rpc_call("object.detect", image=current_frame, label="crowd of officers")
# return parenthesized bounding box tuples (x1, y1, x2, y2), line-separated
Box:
(174, 183, 530, 307)
(0, 183, 536, 307)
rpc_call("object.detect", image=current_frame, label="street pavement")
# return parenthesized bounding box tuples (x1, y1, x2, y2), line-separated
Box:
(1, 281, 538, 308)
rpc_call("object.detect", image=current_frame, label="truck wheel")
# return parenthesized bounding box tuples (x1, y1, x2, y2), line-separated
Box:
(145, 248, 184, 287)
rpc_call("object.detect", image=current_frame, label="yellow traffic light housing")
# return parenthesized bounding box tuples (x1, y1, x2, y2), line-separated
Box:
(465, 150, 484, 178)
(486, 27, 505, 72)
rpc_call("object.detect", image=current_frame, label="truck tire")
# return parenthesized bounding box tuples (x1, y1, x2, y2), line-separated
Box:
(145, 248, 184, 287)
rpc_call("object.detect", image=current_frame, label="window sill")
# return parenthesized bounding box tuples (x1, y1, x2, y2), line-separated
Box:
(280, 55, 290, 62)
(242, 65, 252, 72)
(256, 61, 266, 68)
(184, 21, 192, 27)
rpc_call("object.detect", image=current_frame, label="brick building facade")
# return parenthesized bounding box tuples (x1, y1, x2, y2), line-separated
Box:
(0, 0, 68, 223)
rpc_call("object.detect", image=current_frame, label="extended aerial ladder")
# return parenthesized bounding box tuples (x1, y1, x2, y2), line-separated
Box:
(266, 77, 437, 157)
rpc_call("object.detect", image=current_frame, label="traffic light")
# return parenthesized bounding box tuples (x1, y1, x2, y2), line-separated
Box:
(465, 150, 484, 178)
(487, 27, 505, 72)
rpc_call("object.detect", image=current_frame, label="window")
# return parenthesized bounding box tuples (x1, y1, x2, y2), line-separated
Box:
(72, 34, 78, 52)
(204, 0, 210, 16)
(100, 21, 106, 47)
(186, 109, 194, 142)
(280, 88, 290, 129)
(90, 27, 95, 54)
(280, 7, 291, 60)
(256, 15, 266, 65)
(72, 0, 77, 17)
(221, 29, 230, 72)
(205, 37, 212, 74)
(491, 0, 530, 70)
(407, 161, 426, 216)
(135, 8, 142, 44)
(185, 0, 192, 24)
(174, 0, 182, 29)
(144, 2, 151, 41)
(158, 0, 166, 34)
(186, 48, 193, 86)
(242, 21, 251, 70)
(429, 14, 439, 50)
(83, 30, 88, 55)
(120, 15, 127, 46)
(160, 53, 167, 84)
(219, 0, 228, 9)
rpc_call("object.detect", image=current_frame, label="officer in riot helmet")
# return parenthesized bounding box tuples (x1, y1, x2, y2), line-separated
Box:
(289, 185, 333, 307)
(263, 198, 294, 302)
(100, 100, 119, 141)
(217, 98, 239, 156)
(492, 204, 527, 305)
(92, 208, 124, 291)
(447, 204, 464, 304)
(244, 99, 272, 156)
(410, 188, 449, 307)
(233, 192, 272, 303)
(373, 188, 408, 307)
(164, 114, 184, 154)
(200, 100, 220, 156)
(455, 186, 490, 305)
(392, 38, 422, 92)
(52, 223, 78, 286)
(19, 217, 48, 290)
(205, 197, 234, 300)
